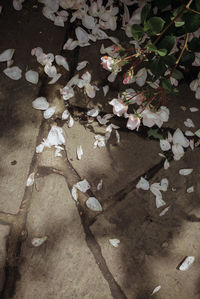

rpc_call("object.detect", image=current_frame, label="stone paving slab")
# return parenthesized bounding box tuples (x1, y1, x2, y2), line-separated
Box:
(13, 174, 112, 299)
(0, 225, 10, 293)
(91, 148, 200, 299)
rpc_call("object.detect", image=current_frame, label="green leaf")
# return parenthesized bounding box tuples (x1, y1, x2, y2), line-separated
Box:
(157, 48, 167, 56)
(162, 55, 176, 66)
(147, 128, 163, 140)
(157, 35, 175, 53)
(162, 78, 171, 92)
(149, 58, 166, 78)
(175, 21, 185, 27)
(194, 0, 200, 11)
(188, 37, 200, 51)
(146, 43, 157, 52)
(131, 25, 144, 40)
(141, 4, 151, 24)
(183, 12, 200, 32)
(171, 69, 183, 80)
(179, 51, 195, 67)
(146, 17, 165, 35)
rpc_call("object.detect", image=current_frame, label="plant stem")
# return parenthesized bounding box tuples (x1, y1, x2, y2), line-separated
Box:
(186, 7, 200, 15)
(153, 0, 193, 45)
(169, 33, 189, 77)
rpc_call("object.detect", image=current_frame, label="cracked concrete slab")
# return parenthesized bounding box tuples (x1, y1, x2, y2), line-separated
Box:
(0, 225, 10, 293)
(13, 174, 112, 299)
(91, 148, 200, 299)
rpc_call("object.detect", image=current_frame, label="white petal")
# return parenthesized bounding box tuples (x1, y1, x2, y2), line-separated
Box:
(109, 239, 120, 247)
(179, 256, 195, 271)
(190, 139, 194, 150)
(77, 145, 83, 160)
(44, 126, 65, 147)
(160, 139, 171, 151)
(31, 236, 48, 247)
(72, 186, 78, 201)
(115, 130, 120, 143)
(36, 143, 45, 153)
(103, 85, 109, 96)
(68, 115, 74, 128)
(190, 107, 199, 112)
(82, 15, 96, 29)
(159, 206, 170, 216)
(54, 16, 64, 27)
(25, 70, 39, 84)
(179, 168, 193, 175)
(3, 66, 22, 80)
(75, 179, 90, 193)
(97, 179, 103, 191)
(75, 26, 89, 44)
(164, 159, 170, 170)
(173, 128, 189, 148)
(13, 0, 23, 11)
(151, 286, 161, 295)
(136, 177, 149, 190)
(0, 48, 15, 62)
(43, 106, 56, 119)
(107, 72, 117, 82)
(87, 109, 99, 117)
(185, 130, 194, 136)
(55, 55, 69, 71)
(26, 172, 35, 187)
(32, 97, 49, 110)
(184, 118, 195, 128)
(195, 129, 200, 137)
(160, 178, 169, 191)
(86, 197, 102, 212)
(48, 73, 61, 84)
(187, 186, 194, 193)
(62, 109, 70, 120)
(76, 60, 88, 71)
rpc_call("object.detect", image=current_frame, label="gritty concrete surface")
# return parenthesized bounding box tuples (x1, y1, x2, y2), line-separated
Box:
(1, 1, 200, 299)
(13, 174, 112, 299)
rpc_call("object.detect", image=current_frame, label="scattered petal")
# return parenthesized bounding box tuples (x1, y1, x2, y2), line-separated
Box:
(159, 206, 170, 216)
(184, 118, 195, 128)
(71, 186, 78, 201)
(87, 109, 99, 117)
(164, 159, 170, 170)
(109, 239, 120, 247)
(43, 126, 65, 147)
(86, 197, 102, 212)
(68, 115, 74, 128)
(25, 70, 39, 84)
(97, 179, 103, 191)
(55, 55, 69, 71)
(3, 66, 22, 80)
(187, 186, 194, 193)
(76, 60, 88, 71)
(77, 145, 83, 160)
(195, 129, 200, 138)
(26, 172, 35, 187)
(136, 177, 149, 190)
(0, 48, 15, 62)
(151, 285, 161, 295)
(48, 73, 61, 84)
(185, 130, 194, 136)
(32, 97, 49, 110)
(103, 85, 109, 96)
(75, 179, 90, 193)
(179, 256, 195, 271)
(190, 107, 199, 112)
(179, 169, 193, 175)
(43, 106, 56, 119)
(62, 109, 70, 120)
(115, 130, 120, 143)
(31, 236, 48, 247)
(160, 139, 171, 151)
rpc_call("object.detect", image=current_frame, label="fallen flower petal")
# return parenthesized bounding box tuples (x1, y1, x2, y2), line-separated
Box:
(86, 197, 102, 212)
(3, 66, 22, 80)
(87, 109, 99, 117)
(25, 70, 39, 84)
(179, 256, 195, 271)
(187, 186, 194, 193)
(160, 139, 171, 151)
(151, 285, 161, 295)
(75, 179, 90, 193)
(164, 159, 170, 170)
(184, 118, 195, 128)
(109, 239, 120, 247)
(179, 169, 193, 175)
(68, 115, 74, 128)
(31, 236, 48, 247)
(76, 60, 88, 71)
(190, 107, 199, 112)
(136, 177, 149, 190)
(32, 97, 49, 110)
(26, 172, 35, 187)
(0, 48, 15, 62)
(103, 85, 109, 96)
(43, 106, 56, 119)
(55, 55, 69, 71)
(159, 206, 170, 216)
(71, 186, 78, 201)
(77, 145, 83, 160)
(97, 179, 103, 191)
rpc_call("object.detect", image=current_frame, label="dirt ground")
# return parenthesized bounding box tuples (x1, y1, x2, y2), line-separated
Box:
(0, 1, 200, 299)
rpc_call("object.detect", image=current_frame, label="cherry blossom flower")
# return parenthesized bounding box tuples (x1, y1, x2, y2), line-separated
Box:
(101, 56, 115, 71)
(109, 98, 128, 117)
(126, 114, 141, 131)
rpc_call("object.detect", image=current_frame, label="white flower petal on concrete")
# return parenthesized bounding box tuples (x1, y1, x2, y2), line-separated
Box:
(75, 26, 89, 44)
(164, 159, 170, 170)
(190, 139, 194, 150)
(0, 48, 15, 62)
(115, 130, 120, 143)
(75, 179, 90, 193)
(159, 206, 170, 216)
(76, 60, 88, 71)
(150, 184, 166, 208)
(87, 109, 99, 117)
(187, 186, 194, 193)
(3, 66, 22, 80)
(82, 15, 96, 30)
(32, 97, 49, 110)
(62, 109, 70, 120)
(77, 145, 83, 160)
(44, 126, 65, 147)
(172, 143, 185, 161)
(48, 73, 61, 84)
(97, 179, 103, 191)
(160, 178, 169, 192)
(151, 286, 161, 295)
(71, 186, 78, 201)
(179, 256, 195, 271)
(55, 145, 64, 157)
(136, 177, 149, 190)
(25, 70, 39, 84)
(108, 72, 117, 82)
(68, 115, 74, 128)
(185, 130, 194, 136)
(13, 0, 24, 11)
(160, 139, 171, 151)
(31, 236, 48, 247)
(179, 169, 193, 176)
(103, 85, 109, 96)
(55, 55, 69, 71)
(36, 143, 45, 153)
(195, 129, 200, 138)
(86, 197, 102, 212)
(190, 107, 199, 112)
(26, 172, 35, 187)
(184, 118, 195, 128)
(43, 106, 56, 119)
(109, 239, 120, 248)
(173, 128, 189, 148)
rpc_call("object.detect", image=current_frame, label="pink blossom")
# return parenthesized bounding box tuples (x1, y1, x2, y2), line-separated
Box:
(126, 114, 141, 131)
(109, 98, 128, 116)
(101, 56, 114, 71)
